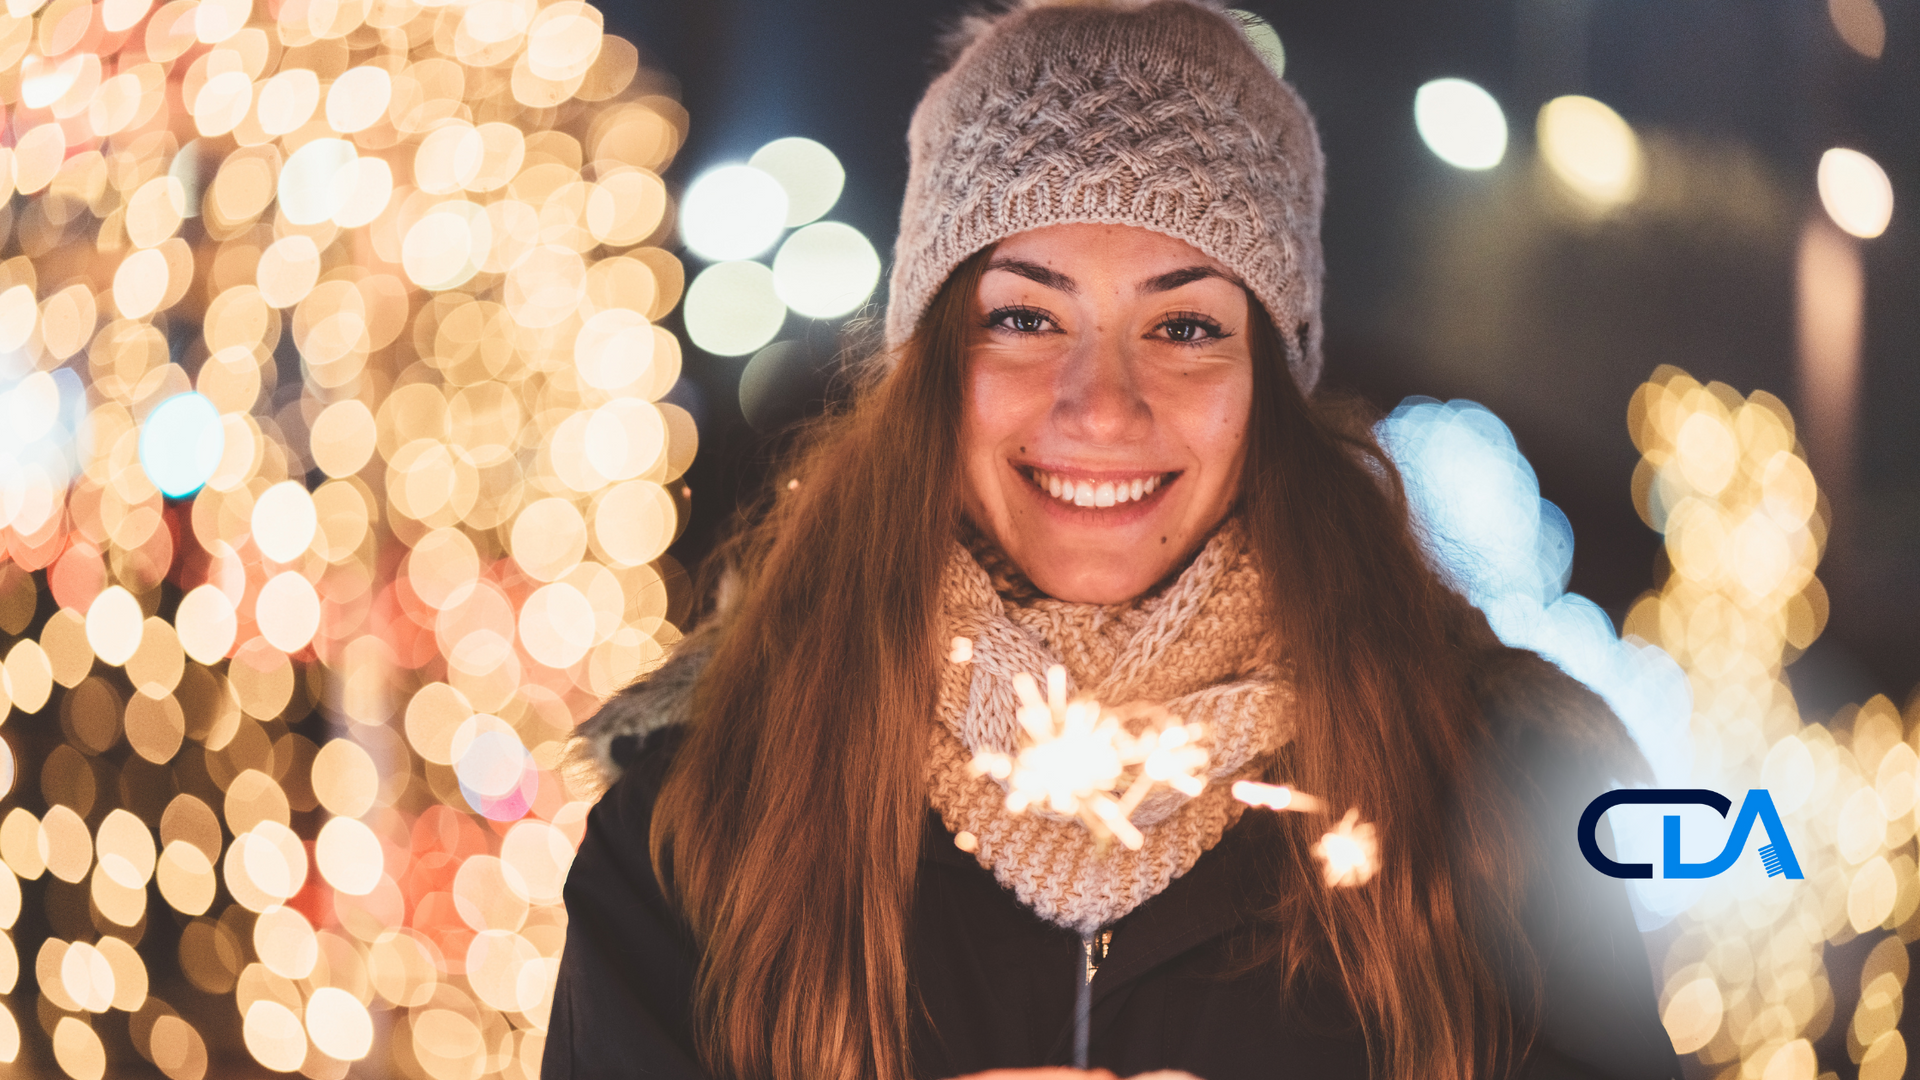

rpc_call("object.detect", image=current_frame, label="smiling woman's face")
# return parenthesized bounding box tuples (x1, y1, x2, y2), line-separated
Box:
(959, 223, 1255, 604)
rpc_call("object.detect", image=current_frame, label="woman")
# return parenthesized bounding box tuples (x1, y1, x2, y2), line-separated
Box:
(545, 2, 1681, 1079)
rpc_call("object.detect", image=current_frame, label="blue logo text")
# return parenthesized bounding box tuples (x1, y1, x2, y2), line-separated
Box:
(1578, 788, 1803, 880)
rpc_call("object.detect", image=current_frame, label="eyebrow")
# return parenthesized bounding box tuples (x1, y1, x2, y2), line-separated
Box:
(985, 258, 1232, 296)
(1139, 265, 1231, 293)
(987, 257, 1076, 293)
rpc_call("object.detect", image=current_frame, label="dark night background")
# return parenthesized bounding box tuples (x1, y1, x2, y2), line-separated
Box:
(612, 0, 1917, 717)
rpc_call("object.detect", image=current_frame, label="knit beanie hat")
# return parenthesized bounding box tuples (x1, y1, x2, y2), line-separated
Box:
(886, 0, 1328, 393)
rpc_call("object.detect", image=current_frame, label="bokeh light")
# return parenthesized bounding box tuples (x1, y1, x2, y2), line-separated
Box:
(773, 223, 883, 319)
(278, 138, 361, 227)
(1230, 9, 1286, 77)
(1413, 78, 1508, 171)
(1828, 0, 1886, 59)
(679, 164, 789, 261)
(684, 261, 787, 356)
(85, 586, 145, 667)
(1537, 94, 1642, 208)
(1620, 368, 1918, 1076)
(0, 1, 692, 1075)
(138, 393, 226, 498)
(748, 137, 846, 228)
(680, 134, 869, 362)
(1393, 375, 1920, 1077)
(1818, 147, 1894, 240)
(250, 482, 318, 564)
(1380, 399, 1693, 791)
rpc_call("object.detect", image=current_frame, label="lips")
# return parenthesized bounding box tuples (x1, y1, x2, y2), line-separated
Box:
(1019, 465, 1178, 508)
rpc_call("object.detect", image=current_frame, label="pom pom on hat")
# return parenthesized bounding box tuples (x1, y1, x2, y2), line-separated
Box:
(938, 0, 1238, 56)
(890, 0, 1326, 391)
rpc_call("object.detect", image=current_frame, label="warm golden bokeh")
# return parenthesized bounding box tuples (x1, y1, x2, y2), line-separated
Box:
(1628, 367, 1919, 1078)
(0, 0, 690, 1073)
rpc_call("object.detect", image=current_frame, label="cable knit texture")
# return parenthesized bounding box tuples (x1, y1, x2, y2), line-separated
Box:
(929, 519, 1291, 934)
(886, 0, 1327, 392)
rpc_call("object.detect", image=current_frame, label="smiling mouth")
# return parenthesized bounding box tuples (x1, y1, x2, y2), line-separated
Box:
(1019, 465, 1179, 508)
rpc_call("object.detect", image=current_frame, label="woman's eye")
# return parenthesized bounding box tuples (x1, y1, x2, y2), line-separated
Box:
(1158, 316, 1225, 344)
(989, 308, 1053, 334)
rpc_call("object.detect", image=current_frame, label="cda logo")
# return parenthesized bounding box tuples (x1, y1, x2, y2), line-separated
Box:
(1579, 788, 1804, 880)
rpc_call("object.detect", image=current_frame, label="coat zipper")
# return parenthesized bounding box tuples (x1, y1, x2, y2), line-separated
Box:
(1084, 928, 1113, 982)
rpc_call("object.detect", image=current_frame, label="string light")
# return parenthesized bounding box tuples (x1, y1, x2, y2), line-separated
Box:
(1537, 94, 1642, 208)
(1817, 147, 1894, 240)
(1414, 77, 1508, 171)
(679, 135, 881, 360)
(0, 0, 691, 1076)
(1625, 367, 1918, 1077)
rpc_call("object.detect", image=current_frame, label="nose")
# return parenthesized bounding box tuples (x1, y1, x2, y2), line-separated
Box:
(1051, 335, 1151, 445)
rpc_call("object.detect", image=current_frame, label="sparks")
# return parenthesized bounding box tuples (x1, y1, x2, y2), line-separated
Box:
(1313, 808, 1379, 888)
(1230, 780, 1326, 813)
(969, 664, 1209, 851)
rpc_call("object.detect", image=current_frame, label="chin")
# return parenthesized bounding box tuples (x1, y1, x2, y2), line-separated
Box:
(1022, 556, 1166, 605)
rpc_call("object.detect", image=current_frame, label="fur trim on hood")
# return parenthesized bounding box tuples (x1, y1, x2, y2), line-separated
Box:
(560, 619, 718, 802)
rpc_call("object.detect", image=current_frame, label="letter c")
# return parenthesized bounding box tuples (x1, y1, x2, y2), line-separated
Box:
(1579, 789, 1734, 879)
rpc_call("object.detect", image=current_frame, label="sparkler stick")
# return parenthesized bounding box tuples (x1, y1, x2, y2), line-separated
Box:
(1075, 932, 1094, 1070)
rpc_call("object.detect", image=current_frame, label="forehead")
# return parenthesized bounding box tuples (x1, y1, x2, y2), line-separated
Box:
(986, 223, 1236, 281)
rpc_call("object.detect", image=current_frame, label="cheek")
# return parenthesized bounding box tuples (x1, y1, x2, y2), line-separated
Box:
(1170, 374, 1254, 478)
(961, 364, 1046, 460)
(958, 371, 1023, 516)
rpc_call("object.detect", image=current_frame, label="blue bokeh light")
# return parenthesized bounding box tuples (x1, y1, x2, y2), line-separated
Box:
(1378, 398, 1697, 927)
(140, 392, 226, 498)
(0, 363, 88, 518)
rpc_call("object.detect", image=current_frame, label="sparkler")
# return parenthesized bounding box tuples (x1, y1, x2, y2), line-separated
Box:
(953, 649, 1381, 1068)
(1234, 781, 1380, 888)
(954, 653, 1209, 1072)
(1229, 779, 1325, 814)
(967, 663, 1210, 851)
(1313, 808, 1380, 888)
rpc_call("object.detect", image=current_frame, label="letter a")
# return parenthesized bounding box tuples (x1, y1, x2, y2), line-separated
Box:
(1664, 789, 1803, 880)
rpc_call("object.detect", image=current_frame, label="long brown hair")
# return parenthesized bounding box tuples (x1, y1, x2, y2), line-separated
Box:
(1236, 309, 1540, 1078)
(651, 247, 1541, 1080)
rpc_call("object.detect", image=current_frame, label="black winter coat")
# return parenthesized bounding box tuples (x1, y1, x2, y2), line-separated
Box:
(544, 651, 1683, 1080)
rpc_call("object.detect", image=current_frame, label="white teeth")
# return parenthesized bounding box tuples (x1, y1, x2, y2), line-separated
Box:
(1029, 468, 1167, 506)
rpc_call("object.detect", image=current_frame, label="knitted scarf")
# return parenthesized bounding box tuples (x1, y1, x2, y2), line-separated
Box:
(927, 519, 1293, 934)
